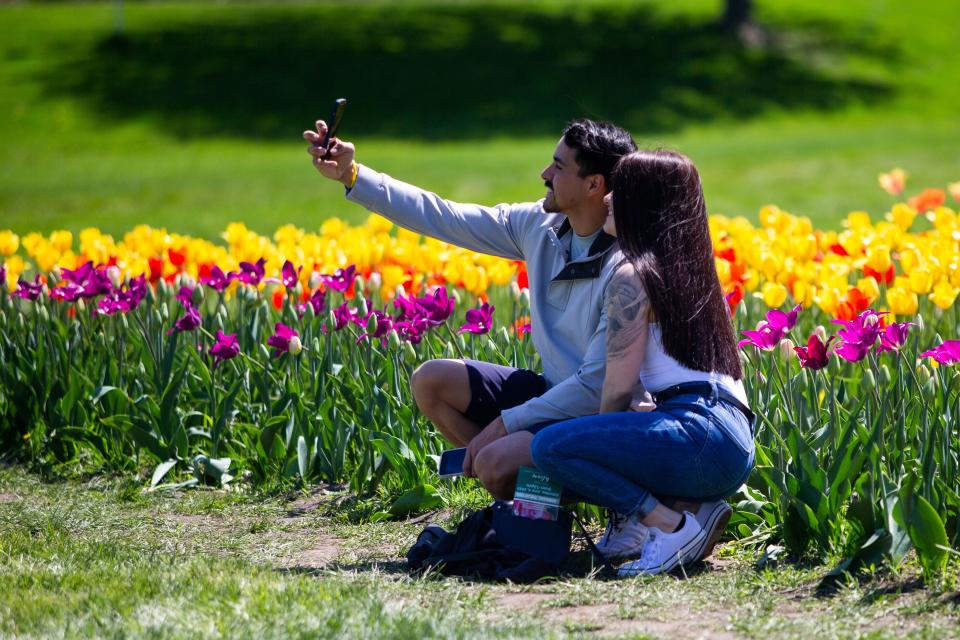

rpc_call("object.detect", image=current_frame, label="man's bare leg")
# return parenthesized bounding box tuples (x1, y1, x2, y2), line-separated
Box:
(472, 431, 534, 500)
(411, 359, 481, 447)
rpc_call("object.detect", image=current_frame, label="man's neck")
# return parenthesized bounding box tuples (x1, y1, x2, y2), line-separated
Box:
(564, 206, 608, 237)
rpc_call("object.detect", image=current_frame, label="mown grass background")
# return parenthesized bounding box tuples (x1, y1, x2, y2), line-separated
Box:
(1, 0, 959, 239)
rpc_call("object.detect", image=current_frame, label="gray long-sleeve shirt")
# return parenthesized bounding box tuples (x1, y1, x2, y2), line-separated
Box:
(346, 165, 623, 433)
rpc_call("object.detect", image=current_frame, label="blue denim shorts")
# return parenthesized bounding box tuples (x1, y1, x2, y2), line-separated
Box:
(463, 359, 547, 428)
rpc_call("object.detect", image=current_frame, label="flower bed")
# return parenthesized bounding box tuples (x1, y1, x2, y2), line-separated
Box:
(1, 173, 958, 580)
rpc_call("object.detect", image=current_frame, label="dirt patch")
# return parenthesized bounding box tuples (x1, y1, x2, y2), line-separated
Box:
(278, 535, 343, 570)
(498, 592, 555, 609)
(543, 602, 737, 639)
(0, 493, 20, 503)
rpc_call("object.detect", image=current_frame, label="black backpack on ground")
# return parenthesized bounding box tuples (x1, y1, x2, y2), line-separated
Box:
(406, 501, 573, 582)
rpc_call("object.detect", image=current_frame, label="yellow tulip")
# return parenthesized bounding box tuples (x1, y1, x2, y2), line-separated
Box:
(3, 255, 27, 287)
(49, 230, 73, 253)
(930, 279, 959, 310)
(761, 282, 788, 308)
(886, 286, 918, 316)
(844, 211, 873, 230)
(856, 276, 880, 303)
(888, 203, 916, 230)
(908, 267, 934, 294)
(865, 245, 893, 274)
(366, 214, 394, 234)
(0, 231, 19, 256)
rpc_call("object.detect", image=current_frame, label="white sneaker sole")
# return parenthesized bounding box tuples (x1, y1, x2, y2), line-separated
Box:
(617, 527, 707, 577)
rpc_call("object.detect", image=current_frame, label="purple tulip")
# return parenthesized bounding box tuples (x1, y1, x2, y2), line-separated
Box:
(920, 340, 960, 366)
(296, 288, 325, 318)
(331, 301, 361, 331)
(281, 260, 302, 290)
(322, 265, 356, 293)
(167, 305, 201, 335)
(12, 275, 44, 301)
(210, 330, 240, 364)
(237, 258, 267, 286)
(877, 322, 913, 353)
(420, 288, 455, 326)
(395, 317, 430, 344)
(267, 322, 299, 357)
(392, 293, 420, 322)
(60, 261, 95, 285)
(201, 266, 233, 292)
(50, 282, 84, 303)
(458, 302, 495, 335)
(59, 261, 112, 298)
(832, 310, 885, 346)
(176, 285, 195, 308)
(357, 310, 393, 344)
(0, 263, 5, 288)
(739, 303, 802, 350)
(831, 309, 886, 362)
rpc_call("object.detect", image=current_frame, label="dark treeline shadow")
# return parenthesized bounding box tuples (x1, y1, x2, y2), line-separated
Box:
(43, 4, 897, 140)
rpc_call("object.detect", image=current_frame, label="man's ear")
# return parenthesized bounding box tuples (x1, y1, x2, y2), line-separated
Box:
(587, 174, 607, 197)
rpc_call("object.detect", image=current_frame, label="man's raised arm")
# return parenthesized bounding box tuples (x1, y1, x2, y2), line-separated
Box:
(305, 120, 532, 261)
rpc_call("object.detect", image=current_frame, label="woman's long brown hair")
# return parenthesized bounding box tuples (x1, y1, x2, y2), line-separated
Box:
(611, 150, 742, 379)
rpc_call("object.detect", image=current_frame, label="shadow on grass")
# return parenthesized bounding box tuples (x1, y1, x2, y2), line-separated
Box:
(43, 4, 897, 140)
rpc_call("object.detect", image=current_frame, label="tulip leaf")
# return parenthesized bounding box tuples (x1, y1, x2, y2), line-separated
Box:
(91, 385, 121, 404)
(895, 478, 949, 576)
(387, 484, 442, 517)
(297, 435, 309, 480)
(151, 459, 178, 488)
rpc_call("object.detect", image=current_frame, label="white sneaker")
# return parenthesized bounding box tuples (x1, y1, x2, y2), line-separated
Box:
(617, 512, 705, 576)
(694, 500, 732, 560)
(595, 511, 649, 561)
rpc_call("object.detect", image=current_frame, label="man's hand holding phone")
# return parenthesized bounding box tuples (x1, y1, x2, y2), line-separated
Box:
(304, 119, 356, 186)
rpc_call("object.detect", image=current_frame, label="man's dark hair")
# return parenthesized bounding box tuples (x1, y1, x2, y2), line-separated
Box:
(612, 149, 742, 379)
(562, 119, 637, 192)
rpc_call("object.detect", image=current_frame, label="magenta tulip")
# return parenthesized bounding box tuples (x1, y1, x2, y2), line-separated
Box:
(877, 322, 913, 353)
(267, 322, 299, 357)
(237, 258, 267, 286)
(458, 302, 495, 335)
(210, 330, 240, 364)
(167, 305, 201, 335)
(12, 275, 43, 301)
(322, 265, 356, 293)
(920, 340, 960, 366)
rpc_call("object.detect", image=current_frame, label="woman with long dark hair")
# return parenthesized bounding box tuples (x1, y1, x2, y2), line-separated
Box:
(530, 150, 756, 576)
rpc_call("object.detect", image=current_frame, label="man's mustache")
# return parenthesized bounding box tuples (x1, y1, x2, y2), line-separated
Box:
(544, 181, 553, 190)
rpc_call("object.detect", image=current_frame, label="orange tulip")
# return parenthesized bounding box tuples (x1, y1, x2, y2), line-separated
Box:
(908, 188, 946, 213)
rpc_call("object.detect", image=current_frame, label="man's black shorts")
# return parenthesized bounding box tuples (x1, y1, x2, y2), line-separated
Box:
(462, 359, 548, 429)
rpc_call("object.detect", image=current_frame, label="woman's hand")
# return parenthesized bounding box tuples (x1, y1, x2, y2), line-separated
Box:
(629, 388, 657, 412)
(462, 416, 508, 477)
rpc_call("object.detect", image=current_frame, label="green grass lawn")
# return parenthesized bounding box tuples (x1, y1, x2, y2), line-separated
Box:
(2, 466, 958, 639)
(1, 0, 958, 240)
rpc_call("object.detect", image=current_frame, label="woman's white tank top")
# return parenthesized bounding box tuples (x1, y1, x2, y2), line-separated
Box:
(640, 323, 749, 406)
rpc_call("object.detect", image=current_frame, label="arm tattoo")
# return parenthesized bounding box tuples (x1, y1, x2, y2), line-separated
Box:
(605, 273, 649, 361)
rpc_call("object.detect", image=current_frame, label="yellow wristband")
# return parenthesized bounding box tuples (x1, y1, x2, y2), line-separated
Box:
(346, 161, 359, 189)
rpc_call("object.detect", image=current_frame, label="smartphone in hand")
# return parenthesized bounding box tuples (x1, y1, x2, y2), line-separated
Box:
(319, 98, 347, 157)
(438, 448, 467, 478)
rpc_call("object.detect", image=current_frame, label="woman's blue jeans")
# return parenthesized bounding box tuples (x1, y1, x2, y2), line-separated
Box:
(530, 382, 756, 518)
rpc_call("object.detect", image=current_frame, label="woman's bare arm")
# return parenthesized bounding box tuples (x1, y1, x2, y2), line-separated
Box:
(600, 266, 651, 413)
